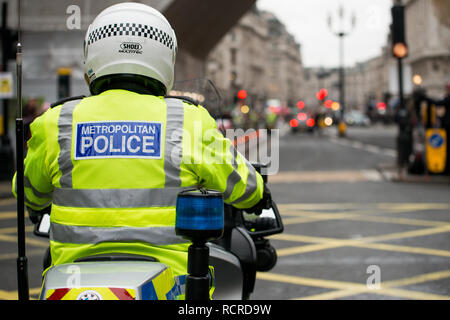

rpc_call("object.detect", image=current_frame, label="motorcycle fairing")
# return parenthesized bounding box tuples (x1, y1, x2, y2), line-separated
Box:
(46, 287, 136, 300)
(40, 261, 183, 300)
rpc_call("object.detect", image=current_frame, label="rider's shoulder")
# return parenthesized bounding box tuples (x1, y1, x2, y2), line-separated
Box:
(50, 95, 87, 109)
(164, 95, 200, 108)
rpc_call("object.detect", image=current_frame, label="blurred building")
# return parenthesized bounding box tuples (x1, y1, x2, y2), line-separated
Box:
(300, 43, 408, 115)
(206, 7, 304, 110)
(300, 67, 337, 109)
(265, 11, 303, 107)
(1, 0, 256, 103)
(300, 63, 376, 114)
(357, 0, 450, 105)
(3, 0, 172, 102)
(363, 47, 393, 105)
(299, 0, 450, 115)
(206, 6, 270, 108)
(345, 62, 371, 111)
(404, 0, 450, 98)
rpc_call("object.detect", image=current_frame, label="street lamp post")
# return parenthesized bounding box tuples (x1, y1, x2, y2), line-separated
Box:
(391, 0, 411, 179)
(328, 6, 356, 137)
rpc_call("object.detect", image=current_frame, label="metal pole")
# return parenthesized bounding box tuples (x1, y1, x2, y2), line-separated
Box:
(339, 32, 345, 118)
(15, 0, 29, 300)
(397, 58, 404, 111)
(328, 6, 354, 138)
(396, 55, 412, 179)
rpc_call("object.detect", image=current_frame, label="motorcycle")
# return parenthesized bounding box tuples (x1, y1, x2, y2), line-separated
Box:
(33, 174, 283, 300)
(21, 79, 284, 300)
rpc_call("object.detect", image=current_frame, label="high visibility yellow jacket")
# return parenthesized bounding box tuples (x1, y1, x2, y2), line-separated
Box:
(12, 89, 264, 277)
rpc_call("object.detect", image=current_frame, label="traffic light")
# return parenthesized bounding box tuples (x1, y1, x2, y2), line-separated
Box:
(391, 3, 408, 59)
(297, 101, 305, 109)
(316, 88, 328, 101)
(234, 89, 247, 104)
(237, 89, 247, 100)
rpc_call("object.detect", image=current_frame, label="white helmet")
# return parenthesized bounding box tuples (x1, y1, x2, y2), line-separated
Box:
(84, 2, 177, 94)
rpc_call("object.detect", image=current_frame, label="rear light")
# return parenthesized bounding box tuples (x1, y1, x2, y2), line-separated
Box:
(377, 102, 386, 110)
(306, 118, 315, 127)
(290, 119, 299, 127)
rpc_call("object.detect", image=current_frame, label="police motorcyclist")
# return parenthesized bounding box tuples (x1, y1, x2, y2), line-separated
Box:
(12, 2, 266, 287)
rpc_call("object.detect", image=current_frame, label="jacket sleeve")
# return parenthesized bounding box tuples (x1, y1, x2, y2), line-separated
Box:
(12, 112, 54, 210)
(187, 106, 264, 209)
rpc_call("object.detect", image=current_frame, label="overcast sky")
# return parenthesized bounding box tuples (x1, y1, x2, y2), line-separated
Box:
(257, 0, 393, 68)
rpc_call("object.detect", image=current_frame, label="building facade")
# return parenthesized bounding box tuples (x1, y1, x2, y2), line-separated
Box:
(3, 0, 174, 102)
(298, 0, 450, 116)
(206, 7, 304, 111)
(1, 0, 257, 103)
(404, 0, 450, 98)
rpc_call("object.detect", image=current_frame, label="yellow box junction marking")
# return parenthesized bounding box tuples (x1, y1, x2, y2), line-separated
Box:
(258, 202, 450, 300)
(257, 270, 450, 300)
(1, 202, 449, 300)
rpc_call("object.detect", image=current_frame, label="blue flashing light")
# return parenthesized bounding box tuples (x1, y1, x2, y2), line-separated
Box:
(176, 190, 224, 232)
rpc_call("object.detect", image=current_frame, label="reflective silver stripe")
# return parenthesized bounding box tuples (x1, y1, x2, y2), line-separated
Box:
(15, 178, 51, 208)
(223, 145, 241, 199)
(164, 98, 184, 188)
(229, 145, 239, 170)
(57, 99, 82, 188)
(50, 222, 188, 245)
(223, 170, 242, 200)
(24, 175, 53, 199)
(229, 160, 258, 205)
(52, 186, 193, 208)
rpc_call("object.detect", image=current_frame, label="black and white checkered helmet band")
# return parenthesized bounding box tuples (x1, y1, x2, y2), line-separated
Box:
(87, 23, 175, 50)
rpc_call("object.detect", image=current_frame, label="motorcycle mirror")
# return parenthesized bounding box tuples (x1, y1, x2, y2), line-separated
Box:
(33, 214, 50, 238)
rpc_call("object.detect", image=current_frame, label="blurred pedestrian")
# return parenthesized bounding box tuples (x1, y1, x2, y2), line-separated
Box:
(23, 99, 39, 146)
(412, 87, 427, 123)
(394, 96, 414, 180)
(266, 111, 277, 131)
(366, 97, 375, 122)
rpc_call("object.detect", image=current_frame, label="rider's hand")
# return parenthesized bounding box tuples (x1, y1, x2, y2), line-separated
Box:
(245, 184, 272, 215)
(27, 205, 51, 224)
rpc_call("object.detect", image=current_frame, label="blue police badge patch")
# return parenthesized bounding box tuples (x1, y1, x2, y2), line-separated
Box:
(74, 121, 162, 159)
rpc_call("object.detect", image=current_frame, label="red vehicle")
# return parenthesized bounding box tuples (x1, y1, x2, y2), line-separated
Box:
(289, 111, 316, 133)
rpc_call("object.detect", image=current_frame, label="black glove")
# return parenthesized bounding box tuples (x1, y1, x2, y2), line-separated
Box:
(245, 184, 272, 215)
(27, 205, 51, 224)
